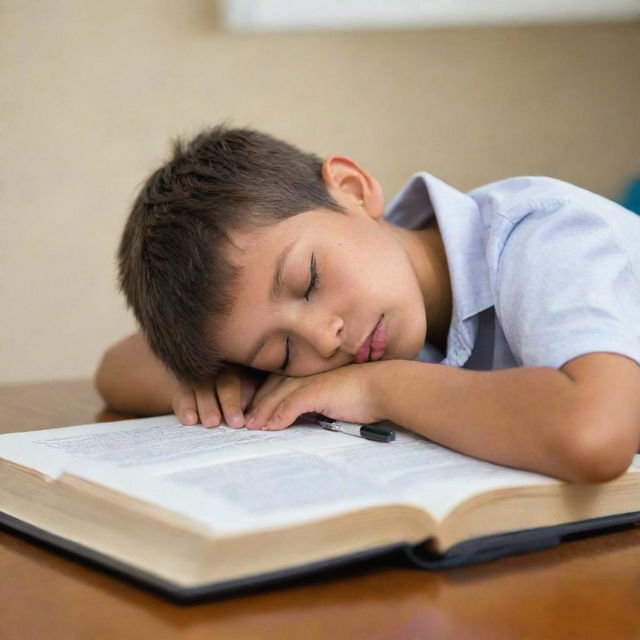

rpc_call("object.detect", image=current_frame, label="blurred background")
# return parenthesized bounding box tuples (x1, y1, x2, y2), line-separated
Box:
(2, 0, 639, 385)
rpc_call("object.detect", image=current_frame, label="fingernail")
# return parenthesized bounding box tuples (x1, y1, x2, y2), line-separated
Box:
(246, 416, 256, 429)
(183, 410, 197, 425)
(204, 414, 220, 428)
(230, 414, 244, 428)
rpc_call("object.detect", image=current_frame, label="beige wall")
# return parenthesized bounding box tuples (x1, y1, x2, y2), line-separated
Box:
(2, 1, 639, 384)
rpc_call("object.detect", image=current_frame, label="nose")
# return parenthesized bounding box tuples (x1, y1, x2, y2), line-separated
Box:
(298, 313, 344, 359)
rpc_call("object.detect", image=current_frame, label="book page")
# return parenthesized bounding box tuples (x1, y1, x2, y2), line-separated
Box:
(2, 416, 638, 533)
(1, 416, 400, 532)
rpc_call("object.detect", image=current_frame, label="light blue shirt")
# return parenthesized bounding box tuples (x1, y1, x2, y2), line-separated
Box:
(385, 173, 640, 371)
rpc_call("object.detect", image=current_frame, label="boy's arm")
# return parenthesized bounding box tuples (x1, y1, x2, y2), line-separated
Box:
(373, 352, 640, 482)
(94, 333, 178, 416)
(237, 352, 640, 482)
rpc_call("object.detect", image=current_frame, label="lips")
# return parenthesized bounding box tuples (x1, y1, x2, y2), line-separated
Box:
(355, 316, 387, 364)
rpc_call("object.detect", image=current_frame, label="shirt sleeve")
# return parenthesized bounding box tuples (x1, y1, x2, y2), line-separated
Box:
(494, 199, 640, 369)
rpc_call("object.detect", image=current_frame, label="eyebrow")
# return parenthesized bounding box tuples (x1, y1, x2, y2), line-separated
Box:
(244, 240, 297, 368)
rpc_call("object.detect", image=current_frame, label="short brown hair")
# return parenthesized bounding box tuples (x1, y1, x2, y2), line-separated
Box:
(118, 125, 344, 382)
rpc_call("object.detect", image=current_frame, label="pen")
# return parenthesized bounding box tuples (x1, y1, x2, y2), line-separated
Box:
(316, 415, 396, 443)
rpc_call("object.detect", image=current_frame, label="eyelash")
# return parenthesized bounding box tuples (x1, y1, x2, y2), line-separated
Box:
(279, 254, 319, 372)
(304, 254, 319, 301)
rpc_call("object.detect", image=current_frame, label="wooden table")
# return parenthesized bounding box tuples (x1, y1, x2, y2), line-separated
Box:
(1, 380, 639, 640)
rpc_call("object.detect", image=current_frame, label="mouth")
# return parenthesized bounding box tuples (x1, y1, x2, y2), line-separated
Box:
(355, 315, 387, 364)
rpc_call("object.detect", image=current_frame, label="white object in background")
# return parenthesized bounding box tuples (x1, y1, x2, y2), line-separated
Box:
(222, 0, 640, 32)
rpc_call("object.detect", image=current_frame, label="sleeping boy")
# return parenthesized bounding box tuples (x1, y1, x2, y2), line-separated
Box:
(96, 125, 640, 482)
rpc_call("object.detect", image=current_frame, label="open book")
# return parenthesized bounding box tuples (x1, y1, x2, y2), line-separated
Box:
(1, 415, 639, 600)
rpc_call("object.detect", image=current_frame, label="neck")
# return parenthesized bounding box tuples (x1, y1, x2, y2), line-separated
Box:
(390, 218, 452, 353)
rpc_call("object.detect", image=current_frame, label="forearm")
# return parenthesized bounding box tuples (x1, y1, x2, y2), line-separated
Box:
(94, 333, 177, 416)
(373, 360, 588, 481)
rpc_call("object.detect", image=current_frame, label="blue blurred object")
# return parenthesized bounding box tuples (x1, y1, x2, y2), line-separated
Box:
(620, 176, 640, 215)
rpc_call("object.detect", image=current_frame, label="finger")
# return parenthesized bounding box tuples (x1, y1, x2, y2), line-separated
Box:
(172, 384, 199, 426)
(262, 385, 314, 431)
(246, 378, 303, 430)
(216, 368, 245, 428)
(239, 378, 256, 412)
(246, 374, 283, 412)
(246, 376, 297, 429)
(239, 368, 268, 411)
(194, 381, 222, 428)
(246, 373, 288, 414)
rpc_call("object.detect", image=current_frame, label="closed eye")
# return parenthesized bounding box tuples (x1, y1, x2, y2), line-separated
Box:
(304, 253, 319, 301)
(279, 336, 290, 373)
(279, 253, 319, 372)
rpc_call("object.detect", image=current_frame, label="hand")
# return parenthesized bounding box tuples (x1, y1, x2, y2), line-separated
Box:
(244, 362, 388, 430)
(171, 365, 266, 428)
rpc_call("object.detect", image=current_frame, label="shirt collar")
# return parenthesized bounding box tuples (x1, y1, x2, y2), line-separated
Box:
(385, 172, 493, 366)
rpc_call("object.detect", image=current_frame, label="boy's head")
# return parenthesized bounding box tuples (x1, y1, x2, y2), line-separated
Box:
(118, 125, 427, 382)
(118, 125, 345, 381)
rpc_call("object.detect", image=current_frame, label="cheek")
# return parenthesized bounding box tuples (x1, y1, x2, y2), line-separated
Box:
(326, 251, 402, 314)
(292, 357, 343, 377)
(217, 307, 273, 369)
(357, 250, 406, 299)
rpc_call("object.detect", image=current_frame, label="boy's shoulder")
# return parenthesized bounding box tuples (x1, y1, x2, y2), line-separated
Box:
(468, 175, 615, 223)
(468, 176, 640, 262)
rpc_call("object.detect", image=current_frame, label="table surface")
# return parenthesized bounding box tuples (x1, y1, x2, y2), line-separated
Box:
(1, 379, 639, 640)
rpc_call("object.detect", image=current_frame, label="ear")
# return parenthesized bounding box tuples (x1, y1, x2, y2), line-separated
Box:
(321, 155, 385, 220)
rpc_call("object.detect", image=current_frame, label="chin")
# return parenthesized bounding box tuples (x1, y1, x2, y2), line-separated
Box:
(404, 325, 427, 360)
(387, 343, 423, 362)
(383, 309, 426, 362)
